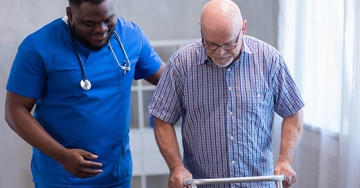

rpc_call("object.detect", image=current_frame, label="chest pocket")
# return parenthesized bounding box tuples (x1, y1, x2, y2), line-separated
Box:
(237, 89, 274, 136)
(116, 63, 135, 99)
(241, 90, 273, 115)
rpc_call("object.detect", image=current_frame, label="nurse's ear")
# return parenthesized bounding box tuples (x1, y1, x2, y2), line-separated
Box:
(66, 7, 73, 21)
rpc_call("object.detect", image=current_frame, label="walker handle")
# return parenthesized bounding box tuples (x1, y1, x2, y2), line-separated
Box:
(183, 174, 286, 188)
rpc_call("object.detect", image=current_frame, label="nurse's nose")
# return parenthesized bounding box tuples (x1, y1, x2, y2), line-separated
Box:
(94, 22, 108, 33)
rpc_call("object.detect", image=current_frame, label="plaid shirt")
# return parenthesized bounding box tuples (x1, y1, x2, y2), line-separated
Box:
(148, 36, 304, 188)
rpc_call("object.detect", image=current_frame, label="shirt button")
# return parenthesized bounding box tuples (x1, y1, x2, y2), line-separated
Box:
(229, 136, 234, 140)
(228, 87, 232, 91)
(231, 160, 235, 164)
(257, 94, 261, 98)
(229, 112, 233, 115)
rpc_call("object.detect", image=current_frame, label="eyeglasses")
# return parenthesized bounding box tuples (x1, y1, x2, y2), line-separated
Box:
(202, 30, 241, 50)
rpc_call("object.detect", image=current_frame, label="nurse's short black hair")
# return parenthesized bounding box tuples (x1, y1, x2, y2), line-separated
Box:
(69, 0, 106, 7)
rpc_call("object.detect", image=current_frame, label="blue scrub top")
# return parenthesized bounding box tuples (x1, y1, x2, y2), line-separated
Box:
(6, 17, 162, 187)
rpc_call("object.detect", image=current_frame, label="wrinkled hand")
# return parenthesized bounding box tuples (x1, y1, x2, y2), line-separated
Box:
(168, 165, 192, 188)
(274, 160, 296, 187)
(57, 149, 103, 178)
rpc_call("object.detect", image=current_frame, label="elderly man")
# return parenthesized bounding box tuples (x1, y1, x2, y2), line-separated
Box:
(148, 0, 304, 187)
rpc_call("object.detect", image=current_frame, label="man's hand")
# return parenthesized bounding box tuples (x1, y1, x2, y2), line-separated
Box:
(274, 160, 296, 187)
(58, 149, 103, 178)
(168, 165, 192, 188)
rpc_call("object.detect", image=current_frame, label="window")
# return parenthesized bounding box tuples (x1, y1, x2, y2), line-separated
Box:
(278, 0, 355, 133)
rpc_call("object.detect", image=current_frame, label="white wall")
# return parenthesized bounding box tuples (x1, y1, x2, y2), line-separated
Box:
(0, 1, 279, 188)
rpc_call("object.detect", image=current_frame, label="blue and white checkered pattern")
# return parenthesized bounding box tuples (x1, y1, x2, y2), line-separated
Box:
(149, 36, 304, 188)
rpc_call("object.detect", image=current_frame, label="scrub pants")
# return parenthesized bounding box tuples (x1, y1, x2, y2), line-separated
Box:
(34, 180, 131, 188)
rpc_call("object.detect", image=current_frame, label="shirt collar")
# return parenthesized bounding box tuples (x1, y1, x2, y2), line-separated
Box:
(241, 36, 255, 55)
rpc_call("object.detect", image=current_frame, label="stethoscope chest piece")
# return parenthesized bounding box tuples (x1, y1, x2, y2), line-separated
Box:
(80, 79, 92, 90)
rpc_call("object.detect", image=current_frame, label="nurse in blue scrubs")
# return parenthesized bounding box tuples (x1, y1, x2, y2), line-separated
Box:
(4, 0, 165, 187)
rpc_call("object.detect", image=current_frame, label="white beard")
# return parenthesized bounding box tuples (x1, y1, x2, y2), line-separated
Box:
(211, 55, 234, 67)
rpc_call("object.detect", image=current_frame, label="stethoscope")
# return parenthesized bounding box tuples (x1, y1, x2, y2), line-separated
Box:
(68, 23, 131, 90)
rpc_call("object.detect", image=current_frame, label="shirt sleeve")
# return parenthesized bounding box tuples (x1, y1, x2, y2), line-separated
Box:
(6, 34, 46, 98)
(133, 24, 163, 80)
(148, 58, 183, 125)
(271, 54, 305, 117)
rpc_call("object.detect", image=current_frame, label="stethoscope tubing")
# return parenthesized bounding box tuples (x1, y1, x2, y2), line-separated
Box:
(114, 32, 131, 68)
(67, 22, 131, 90)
